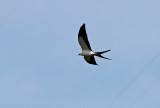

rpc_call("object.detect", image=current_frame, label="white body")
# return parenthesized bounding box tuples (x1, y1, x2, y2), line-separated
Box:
(79, 50, 96, 56)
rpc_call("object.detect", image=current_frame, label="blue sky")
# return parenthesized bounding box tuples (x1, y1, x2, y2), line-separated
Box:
(0, 0, 160, 108)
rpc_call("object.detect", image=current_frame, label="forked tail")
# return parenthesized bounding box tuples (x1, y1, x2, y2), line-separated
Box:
(95, 50, 112, 60)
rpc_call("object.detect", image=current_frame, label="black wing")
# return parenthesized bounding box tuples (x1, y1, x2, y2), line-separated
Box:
(84, 56, 98, 65)
(78, 24, 92, 50)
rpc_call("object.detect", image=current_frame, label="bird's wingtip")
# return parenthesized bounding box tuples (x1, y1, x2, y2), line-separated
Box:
(79, 23, 86, 30)
(94, 63, 98, 65)
(82, 23, 86, 26)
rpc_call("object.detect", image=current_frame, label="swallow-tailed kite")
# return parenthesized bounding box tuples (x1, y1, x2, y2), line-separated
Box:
(78, 24, 111, 65)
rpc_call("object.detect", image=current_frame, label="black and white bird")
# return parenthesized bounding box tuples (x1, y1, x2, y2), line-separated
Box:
(78, 23, 111, 65)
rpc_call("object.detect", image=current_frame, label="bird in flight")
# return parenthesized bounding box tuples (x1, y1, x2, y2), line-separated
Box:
(78, 23, 111, 65)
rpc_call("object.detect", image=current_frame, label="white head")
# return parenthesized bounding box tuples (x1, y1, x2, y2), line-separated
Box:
(78, 52, 83, 56)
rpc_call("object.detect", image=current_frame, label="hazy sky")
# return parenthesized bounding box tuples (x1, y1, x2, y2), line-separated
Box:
(0, 0, 160, 108)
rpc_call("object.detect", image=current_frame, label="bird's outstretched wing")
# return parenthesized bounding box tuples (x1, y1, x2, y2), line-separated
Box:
(84, 56, 97, 65)
(78, 24, 92, 50)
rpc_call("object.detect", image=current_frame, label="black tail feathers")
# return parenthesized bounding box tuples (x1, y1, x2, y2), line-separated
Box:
(96, 55, 112, 60)
(95, 50, 112, 60)
(96, 49, 111, 54)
